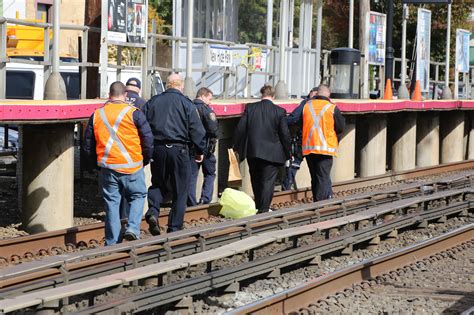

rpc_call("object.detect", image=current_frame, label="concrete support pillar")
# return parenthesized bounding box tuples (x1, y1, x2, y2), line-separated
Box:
(21, 124, 74, 233)
(416, 112, 440, 167)
(359, 115, 387, 177)
(468, 113, 474, 160)
(391, 113, 417, 172)
(440, 111, 464, 164)
(331, 118, 355, 182)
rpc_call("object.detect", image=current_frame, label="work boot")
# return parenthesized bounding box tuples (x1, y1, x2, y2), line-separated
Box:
(123, 231, 139, 241)
(147, 216, 160, 236)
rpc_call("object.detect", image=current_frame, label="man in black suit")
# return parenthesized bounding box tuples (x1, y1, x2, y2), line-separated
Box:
(234, 85, 291, 213)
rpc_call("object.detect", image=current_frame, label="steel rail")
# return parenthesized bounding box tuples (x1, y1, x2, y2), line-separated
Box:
(229, 224, 474, 315)
(1, 171, 472, 293)
(0, 189, 472, 313)
(2, 161, 473, 262)
(70, 194, 473, 314)
(0, 178, 448, 293)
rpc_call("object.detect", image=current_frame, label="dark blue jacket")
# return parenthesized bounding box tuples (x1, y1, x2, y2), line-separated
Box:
(194, 99, 218, 139)
(126, 90, 146, 109)
(143, 88, 206, 154)
(83, 102, 154, 169)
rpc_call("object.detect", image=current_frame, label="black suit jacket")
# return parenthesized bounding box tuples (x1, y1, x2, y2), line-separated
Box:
(233, 99, 291, 165)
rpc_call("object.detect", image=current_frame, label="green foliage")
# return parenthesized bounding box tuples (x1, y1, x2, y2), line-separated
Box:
(238, 0, 272, 44)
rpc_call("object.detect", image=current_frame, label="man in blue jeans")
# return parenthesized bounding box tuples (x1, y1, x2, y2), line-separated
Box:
(84, 82, 153, 245)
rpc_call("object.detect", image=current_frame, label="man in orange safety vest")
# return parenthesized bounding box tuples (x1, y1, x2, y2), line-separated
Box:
(287, 84, 345, 201)
(84, 82, 153, 245)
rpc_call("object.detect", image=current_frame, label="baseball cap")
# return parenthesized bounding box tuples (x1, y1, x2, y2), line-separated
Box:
(126, 77, 141, 89)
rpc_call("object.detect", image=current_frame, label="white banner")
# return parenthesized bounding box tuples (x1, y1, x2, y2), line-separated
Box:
(456, 29, 470, 73)
(416, 8, 431, 92)
(208, 46, 233, 67)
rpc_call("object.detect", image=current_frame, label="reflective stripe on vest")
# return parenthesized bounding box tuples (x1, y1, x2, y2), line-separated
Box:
(96, 106, 143, 170)
(303, 102, 337, 154)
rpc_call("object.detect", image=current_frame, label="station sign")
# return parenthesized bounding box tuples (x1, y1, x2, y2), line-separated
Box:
(106, 0, 148, 46)
(208, 46, 233, 67)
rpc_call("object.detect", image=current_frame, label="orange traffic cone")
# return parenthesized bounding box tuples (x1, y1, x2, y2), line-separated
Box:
(383, 79, 393, 100)
(412, 80, 422, 101)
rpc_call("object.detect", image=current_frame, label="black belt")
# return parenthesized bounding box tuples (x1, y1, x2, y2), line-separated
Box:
(155, 141, 188, 146)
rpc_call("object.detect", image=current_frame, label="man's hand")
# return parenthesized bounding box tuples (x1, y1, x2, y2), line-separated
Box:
(195, 154, 204, 163)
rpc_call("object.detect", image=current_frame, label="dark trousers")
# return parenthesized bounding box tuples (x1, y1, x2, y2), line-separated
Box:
(248, 158, 281, 213)
(306, 154, 333, 202)
(146, 144, 191, 232)
(188, 153, 216, 206)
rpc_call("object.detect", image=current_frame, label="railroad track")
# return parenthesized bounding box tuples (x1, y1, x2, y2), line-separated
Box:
(0, 183, 473, 313)
(1, 169, 473, 292)
(1, 160, 473, 264)
(230, 224, 474, 315)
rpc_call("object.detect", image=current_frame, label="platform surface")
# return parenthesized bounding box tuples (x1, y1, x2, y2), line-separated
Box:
(0, 98, 473, 123)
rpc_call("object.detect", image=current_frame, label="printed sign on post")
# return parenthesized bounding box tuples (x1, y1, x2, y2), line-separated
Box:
(456, 29, 470, 73)
(366, 11, 386, 65)
(107, 0, 148, 45)
(416, 8, 431, 92)
(253, 50, 268, 71)
(208, 46, 233, 67)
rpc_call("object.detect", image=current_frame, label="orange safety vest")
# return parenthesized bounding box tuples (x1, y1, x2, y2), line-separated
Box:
(93, 101, 143, 174)
(302, 99, 338, 157)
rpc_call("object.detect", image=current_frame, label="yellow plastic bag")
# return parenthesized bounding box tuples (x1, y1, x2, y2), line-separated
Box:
(219, 188, 257, 219)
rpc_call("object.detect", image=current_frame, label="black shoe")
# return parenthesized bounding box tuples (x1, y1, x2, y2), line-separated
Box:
(123, 231, 139, 241)
(147, 216, 160, 236)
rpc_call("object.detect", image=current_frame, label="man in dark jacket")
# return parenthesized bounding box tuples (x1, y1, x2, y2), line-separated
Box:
(125, 77, 146, 109)
(288, 84, 345, 201)
(188, 87, 219, 206)
(233, 85, 291, 213)
(142, 73, 206, 234)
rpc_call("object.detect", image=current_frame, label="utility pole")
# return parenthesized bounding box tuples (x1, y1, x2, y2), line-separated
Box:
(44, 0, 66, 100)
(441, 3, 452, 99)
(183, 0, 195, 98)
(84, 0, 101, 99)
(384, 0, 394, 88)
(314, 0, 322, 86)
(398, 4, 410, 99)
(359, 0, 370, 98)
(266, 0, 273, 47)
(275, 0, 288, 99)
(348, 0, 354, 48)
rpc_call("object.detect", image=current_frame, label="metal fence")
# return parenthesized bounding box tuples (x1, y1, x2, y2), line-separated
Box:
(0, 17, 472, 101)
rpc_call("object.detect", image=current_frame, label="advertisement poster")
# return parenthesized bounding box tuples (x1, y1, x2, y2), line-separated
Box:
(366, 11, 386, 65)
(127, 0, 146, 44)
(107, 0, 147, 45)
(456, 29, 470, 73)
(107, 0, 127, 42)
(416, 8, 431, 92)
(208, 46, 233, 67)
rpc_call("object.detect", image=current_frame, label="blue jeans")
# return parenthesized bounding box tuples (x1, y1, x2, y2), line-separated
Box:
(187, 153, 216, 206)
(100, 167, 146, 246)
